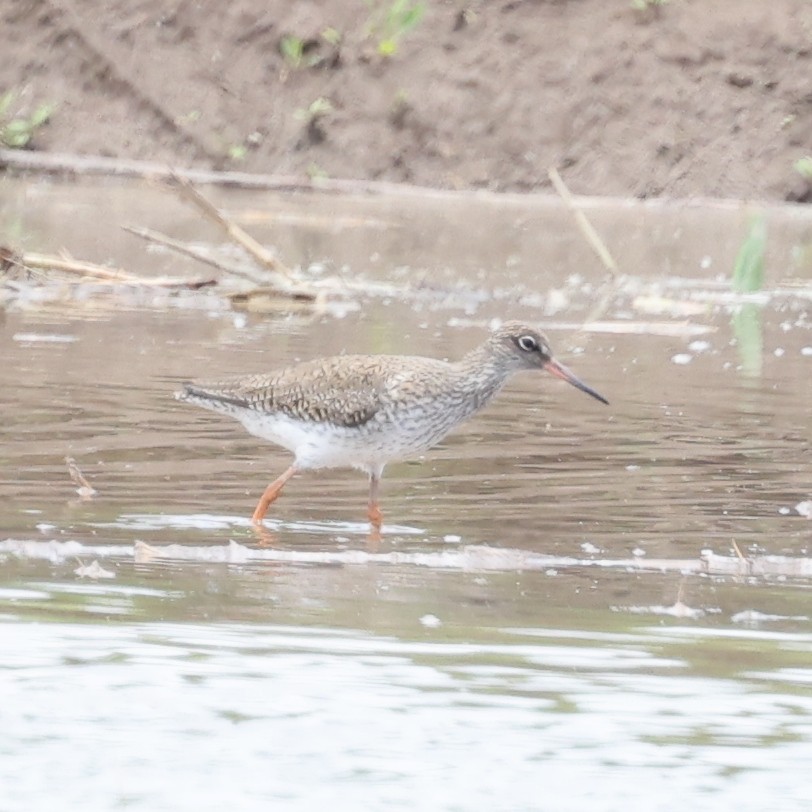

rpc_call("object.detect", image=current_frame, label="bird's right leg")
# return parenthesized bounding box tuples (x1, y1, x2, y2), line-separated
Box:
(367, 467, 383, 530)
(252, 465, 297, 524)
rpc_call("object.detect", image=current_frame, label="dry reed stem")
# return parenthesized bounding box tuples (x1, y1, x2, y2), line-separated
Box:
(18, 250, 214, 288)
(547, 167, 619, 277)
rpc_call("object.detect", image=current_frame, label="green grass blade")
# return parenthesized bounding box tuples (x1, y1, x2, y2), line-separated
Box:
(732, 217, 766, 293)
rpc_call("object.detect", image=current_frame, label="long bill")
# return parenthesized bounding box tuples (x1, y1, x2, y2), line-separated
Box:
(543, 358, 609, 405)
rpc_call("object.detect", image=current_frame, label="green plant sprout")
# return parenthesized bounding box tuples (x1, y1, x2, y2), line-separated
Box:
(294, 98, 334, 145)
(280, 35, 306, 69)
(280, 33, 335, 71)
(732, 217, 766, 294)
(731, 217, 767, 377)
(794, 156, 812, 181)
(631, 0, 668, 9)
(176, 109, 201, 126)
(0, 90, 55, 149)
(307, 162, 329, 181)
(227, 144, 248, 161)
(223, 129, 263, 161)
(294, 97, 334, 123)
(321, 27, 342, 46)
(364, 0, 425, 57)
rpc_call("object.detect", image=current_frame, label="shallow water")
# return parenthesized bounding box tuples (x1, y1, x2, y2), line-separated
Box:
(1, 177, 811, 810)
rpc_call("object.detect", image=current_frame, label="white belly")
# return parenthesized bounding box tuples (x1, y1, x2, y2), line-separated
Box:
(238, 411, 399, 472)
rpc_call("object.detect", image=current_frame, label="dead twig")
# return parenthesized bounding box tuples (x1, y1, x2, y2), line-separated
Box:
(168, 174, 296, 279)
(65, 456, 97, 499)
(229, 287, 329, 313)
(122, 217, 409, 312)
(123, 224, 324, 302)
(729, 538, 751, 576)
(122, 225, 268, 285)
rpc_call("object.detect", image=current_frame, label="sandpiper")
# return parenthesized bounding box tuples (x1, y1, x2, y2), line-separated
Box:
(177, 321, 608, 529)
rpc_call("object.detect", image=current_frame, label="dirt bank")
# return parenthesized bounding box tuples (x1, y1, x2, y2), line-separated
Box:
(1, 0, 811, 201)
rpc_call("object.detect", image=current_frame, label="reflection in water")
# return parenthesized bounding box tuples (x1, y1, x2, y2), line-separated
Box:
(732, 302, 764, 378)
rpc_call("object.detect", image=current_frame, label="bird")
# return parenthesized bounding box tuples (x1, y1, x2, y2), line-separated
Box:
(176, 321, 608, 530)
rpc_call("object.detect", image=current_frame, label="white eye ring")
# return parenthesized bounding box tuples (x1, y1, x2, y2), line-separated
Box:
(517, 335, 538, 352)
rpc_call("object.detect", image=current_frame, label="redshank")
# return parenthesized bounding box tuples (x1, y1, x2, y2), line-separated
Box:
(176, 321, 608, 529)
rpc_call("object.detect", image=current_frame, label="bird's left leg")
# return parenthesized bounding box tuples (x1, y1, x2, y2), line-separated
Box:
(252, 464, 297, 524)
(367, 466, 384, 529)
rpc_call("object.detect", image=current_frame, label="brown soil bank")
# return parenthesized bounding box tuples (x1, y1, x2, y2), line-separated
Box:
(2, 0, 811, 202)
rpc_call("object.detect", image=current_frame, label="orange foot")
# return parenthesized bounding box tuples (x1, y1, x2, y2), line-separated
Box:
(251, 465, 297, 524)
(367, 502, 383, 530)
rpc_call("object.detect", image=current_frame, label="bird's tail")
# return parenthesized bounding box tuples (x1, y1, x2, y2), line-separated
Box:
(175, 383, 249, 413)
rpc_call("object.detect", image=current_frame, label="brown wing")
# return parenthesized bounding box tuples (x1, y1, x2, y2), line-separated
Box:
(182, 355, 390, 428)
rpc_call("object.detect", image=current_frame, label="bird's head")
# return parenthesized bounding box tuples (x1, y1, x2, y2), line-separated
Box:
(491, 321, 608, 405)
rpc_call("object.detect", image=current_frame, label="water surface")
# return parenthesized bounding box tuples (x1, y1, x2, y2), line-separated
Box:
(1, 177, 811, 810)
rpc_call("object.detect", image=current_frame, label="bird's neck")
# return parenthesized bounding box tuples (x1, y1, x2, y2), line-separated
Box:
(452, 344, 516, 412)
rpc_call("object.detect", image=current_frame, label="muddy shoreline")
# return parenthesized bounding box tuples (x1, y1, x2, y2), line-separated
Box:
(2, 0, 811, 202)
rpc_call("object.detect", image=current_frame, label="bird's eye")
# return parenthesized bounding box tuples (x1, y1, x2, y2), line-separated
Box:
(517, 335, 539, 352)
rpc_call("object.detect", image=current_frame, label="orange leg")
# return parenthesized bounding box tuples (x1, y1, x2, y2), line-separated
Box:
(367, 470, 383, 530)
(252, 465, 297, 525)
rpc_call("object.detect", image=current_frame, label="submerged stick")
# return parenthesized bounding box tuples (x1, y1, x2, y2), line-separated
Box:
(13, 249, 215, 289)
(123, 224, 330, 302)
(161, 175, 379, 303)
(22, 251, 134, 281)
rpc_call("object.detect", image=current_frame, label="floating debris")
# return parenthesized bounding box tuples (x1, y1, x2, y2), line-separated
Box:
(795, 501, 812, 519)
(74, 560, 115, 579)
(632, 295, 709, 317)
(13, 332, 77, 343)
(731, 610, 809, 625)
(65, 456, 97, 499)
(616, 601, 707, 620)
